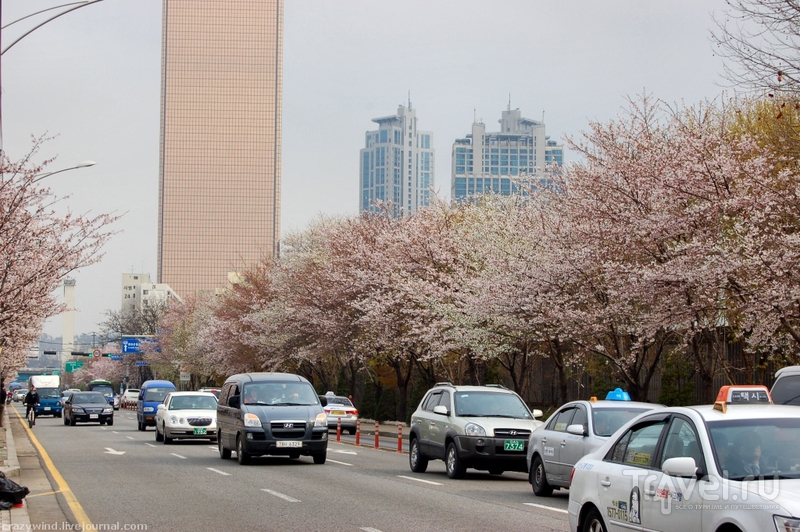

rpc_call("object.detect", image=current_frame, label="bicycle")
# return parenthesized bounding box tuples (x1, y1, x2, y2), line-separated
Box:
(26, 404, 36, 428)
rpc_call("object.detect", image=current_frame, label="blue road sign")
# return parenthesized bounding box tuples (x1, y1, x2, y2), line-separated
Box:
(135, 360, 149, 367)
(110, 355, 123, 361)
(121, 337, 141, 354)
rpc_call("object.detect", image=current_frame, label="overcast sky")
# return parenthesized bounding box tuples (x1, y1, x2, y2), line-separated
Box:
(3, 0, 731, 339)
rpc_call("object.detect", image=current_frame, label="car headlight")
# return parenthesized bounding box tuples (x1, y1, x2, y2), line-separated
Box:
(244, 413, 262, 428)
(313, 413, 328, 427)
(56, 401, 62, 406)
(73, 407, 84, 413)
(169, 416, 183, 425)
(774, 516, 800, 532)
(103, 408, 113, 414)
(464, 422, 487, 437)
(143, 407, 154, 413)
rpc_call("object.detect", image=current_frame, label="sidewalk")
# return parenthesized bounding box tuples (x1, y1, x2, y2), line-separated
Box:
(0, 406, 31, 529)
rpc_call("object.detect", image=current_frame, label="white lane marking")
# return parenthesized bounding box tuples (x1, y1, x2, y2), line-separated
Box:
(144, 443, 156, 448)
(208, 446, 217, 450)
(104, 448, 126, 455)
(334, 449, 357, 455)
(396, 475, 442, 486)
(126, 436, 135, 440)
(112, 431, 119, 434)
(523, 503, 569, 514)
(101, 427, 107, 430)
(207, 468, 230, 476)
(170, 453, 187, 459)
(327, 459, 353, 466)
(360, 528, 384, 532)
(261, 489, 301, 503)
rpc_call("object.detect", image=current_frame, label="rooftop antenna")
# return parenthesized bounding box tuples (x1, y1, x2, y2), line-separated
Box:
(408, 90, 412, 110)
(542, 110, 545, 124)
(473, 108, 476, 123)
(508, 93, 511, 111)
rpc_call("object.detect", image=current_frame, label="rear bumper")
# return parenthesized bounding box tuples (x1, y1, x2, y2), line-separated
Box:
(240, 429, 328, 456)
(456, 436, 529, 472)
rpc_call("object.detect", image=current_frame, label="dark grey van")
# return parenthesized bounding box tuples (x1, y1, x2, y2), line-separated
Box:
(217, 373, 329, 465)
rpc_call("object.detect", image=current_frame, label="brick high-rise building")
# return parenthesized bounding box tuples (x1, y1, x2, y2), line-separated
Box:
(158, 0, 283, 297)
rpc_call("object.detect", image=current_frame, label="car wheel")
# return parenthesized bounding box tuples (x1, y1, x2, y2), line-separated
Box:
(219, 435, 231, 459)
(531, 455, 554, 497)
(446, 442, 466, 479)
(488, 468, 504, 475)
(155, 424, 164, 442)
(69, 415, 76, 426)
(313, 451, 326, 465)
(409, 438, 429, 473)
(582, 508, 608, 532)
(106, 418, 113, 426)
(99, 420, 105, 425)
(163, 429, 172, 445)
(237, 436, 251, 465)
(348, 427, 356, 435)
(63, 414, 69, 426)
(137, 420, 144, 431)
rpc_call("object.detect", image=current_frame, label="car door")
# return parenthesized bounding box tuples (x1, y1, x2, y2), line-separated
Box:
(414, 390, 437, 456)
(599, 414, 670, 532)
(434, 390, 453, 458)
(542, 407, 575, 481)
(557, 404, 589, 481)
(217, 383, 238, 449)
(639, 415, 704, 532)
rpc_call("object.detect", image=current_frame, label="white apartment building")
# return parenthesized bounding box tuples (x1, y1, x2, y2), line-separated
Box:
(121, 273, 182, 314)
(360, 103, 434, 217)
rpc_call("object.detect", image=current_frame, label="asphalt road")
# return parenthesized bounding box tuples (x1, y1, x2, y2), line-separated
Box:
(22, 406, 571, 532)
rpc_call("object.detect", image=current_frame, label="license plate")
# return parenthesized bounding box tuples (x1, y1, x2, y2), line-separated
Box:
(331, 410, 345, 416)
(89, 414, 99, 419)
(44, 407, 51, 411)
(504, 439, 524, 451)
(276, 441, 302, 448)
(193, 428, 207, 435)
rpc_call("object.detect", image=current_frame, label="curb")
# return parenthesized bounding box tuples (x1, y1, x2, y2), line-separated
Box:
(0, 407, 31, 528)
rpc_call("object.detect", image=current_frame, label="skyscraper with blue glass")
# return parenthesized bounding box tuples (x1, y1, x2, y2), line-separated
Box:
(451, 106, 563, 202)
(359, 104, 434, 217)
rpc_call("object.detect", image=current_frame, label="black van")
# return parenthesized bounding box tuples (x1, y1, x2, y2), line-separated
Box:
(217, 372, 329, 465)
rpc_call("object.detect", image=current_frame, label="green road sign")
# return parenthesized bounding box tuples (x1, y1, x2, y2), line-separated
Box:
(65, 361, 85, 373)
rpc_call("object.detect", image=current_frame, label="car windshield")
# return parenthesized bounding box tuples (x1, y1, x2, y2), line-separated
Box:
(169, 395, 217, 410)
(327, 397, 353, 407)
(453, 391, 532, 419)
(592, 407, 651, 437)
(708, 417, 800, 480)
(242, 382, 319, 406)
(93, 385, 114, 397)
(73, 394, 107, 404)
(38, 388, 61, 399)
(771, 375, 800, 406)
(144, 388, 172, 402)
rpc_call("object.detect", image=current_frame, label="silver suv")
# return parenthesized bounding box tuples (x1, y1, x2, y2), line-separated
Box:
(409, 383, 543, 479)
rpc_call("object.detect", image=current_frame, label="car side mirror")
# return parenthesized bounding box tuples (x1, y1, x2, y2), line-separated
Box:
(532, 409, 544, 419)
(319, 395, 328, 407)
(662, 457, 698, 477)
(432, 405, 450, 416)
(157, 404, 165, 411)
(567, 423, 587, 436)
(229, 394, 240, 409)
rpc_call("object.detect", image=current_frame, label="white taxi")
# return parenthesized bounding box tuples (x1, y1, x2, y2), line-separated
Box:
(323, 392, 359, 435)
(568, 385, 800, 532)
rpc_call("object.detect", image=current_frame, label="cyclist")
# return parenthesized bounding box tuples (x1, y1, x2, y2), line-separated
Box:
(23, 386, 39, 424)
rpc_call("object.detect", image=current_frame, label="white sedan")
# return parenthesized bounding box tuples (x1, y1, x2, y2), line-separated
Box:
(155, 391, 218, 444)
(568, 385, 800, 532)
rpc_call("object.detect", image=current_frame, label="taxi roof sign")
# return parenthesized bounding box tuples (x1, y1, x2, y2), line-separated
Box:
(605, 388, 631, 401)
(713, 385, 772, 413)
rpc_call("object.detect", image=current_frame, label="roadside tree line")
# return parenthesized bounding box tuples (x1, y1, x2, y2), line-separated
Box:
(145, 95, 800, 421)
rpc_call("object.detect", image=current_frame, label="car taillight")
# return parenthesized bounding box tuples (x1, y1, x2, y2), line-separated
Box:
(352, 410, 358, 416)
(570, 468, 576, 486)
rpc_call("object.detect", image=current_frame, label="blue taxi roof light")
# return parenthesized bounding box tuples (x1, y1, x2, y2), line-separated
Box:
(605, 388, 631, 401)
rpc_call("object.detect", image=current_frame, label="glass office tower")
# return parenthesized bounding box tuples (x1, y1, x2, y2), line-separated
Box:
(158, 0, 283, 297)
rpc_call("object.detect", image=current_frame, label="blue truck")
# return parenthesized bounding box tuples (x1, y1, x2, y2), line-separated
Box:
(29, 375, 62, 418)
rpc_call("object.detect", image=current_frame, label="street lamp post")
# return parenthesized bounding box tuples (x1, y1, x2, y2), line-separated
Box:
(32, 160, 96, 182)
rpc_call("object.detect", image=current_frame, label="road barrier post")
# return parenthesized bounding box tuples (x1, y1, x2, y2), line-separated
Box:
(374, 420, 380, 449)
(336, 417, 342, 443)
(397, 422, 403, 453)
(355, 419, 361, 446)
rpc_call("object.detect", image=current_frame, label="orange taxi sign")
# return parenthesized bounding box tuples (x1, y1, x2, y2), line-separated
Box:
(713, 385, 772, 413)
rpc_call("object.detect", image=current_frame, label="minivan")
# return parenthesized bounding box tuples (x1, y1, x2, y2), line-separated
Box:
(217, 373, 328, 465)
(771, 366, 800, 406)
(137, 379, 177, 431)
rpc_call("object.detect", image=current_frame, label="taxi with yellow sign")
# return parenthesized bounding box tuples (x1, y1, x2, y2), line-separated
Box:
(568, 385, 800, 532)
